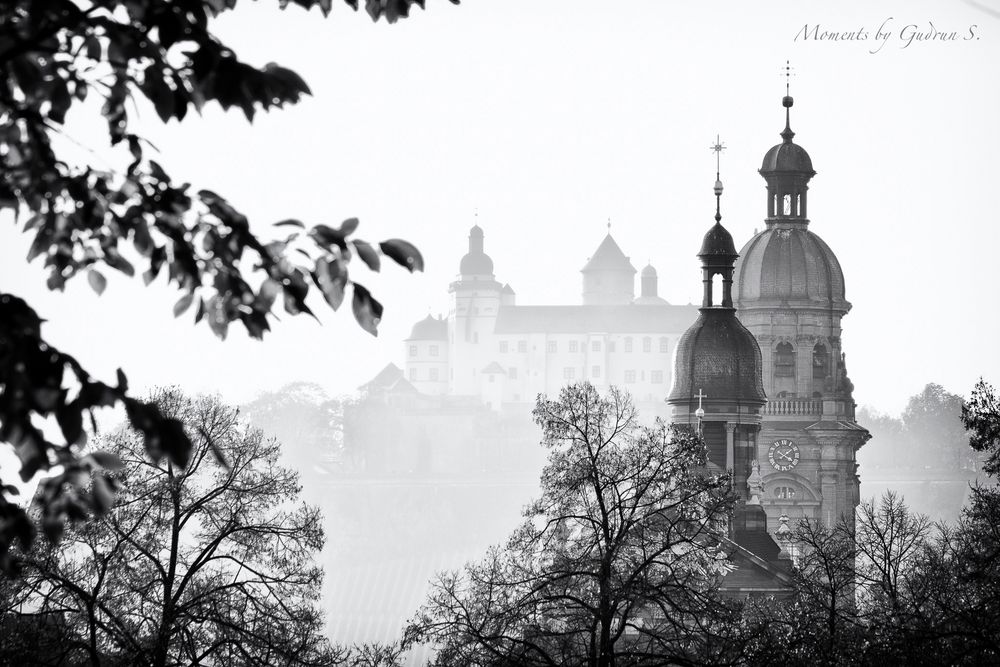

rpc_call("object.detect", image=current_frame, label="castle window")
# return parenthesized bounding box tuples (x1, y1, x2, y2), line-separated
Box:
(409, 368, 418, 381)
(592, 365, 601, 378)
(592, 341, 601, 352)
(659, 337, 668, 353)
(518, 340, 527, 353)
(499, 341, 508, 353)
(489, 375, 495, 383)
(563, 367, 575, 380)
(608, 341, 616, 352)
(509, 367, 518, 379)
(569, 341, 579, 353)
(775, 342, 795, 377)
(813, 343, 829, 379)
(429, 368, 439, 381)
(651, 370, 664, 384)
(624, 370, 636, 384)
(642, 337, 651, 353)
(624, 337, 633, 353)
(430, 345, 439, 357)
(409, 345, 417, 357)
(547, 341, 557, 353)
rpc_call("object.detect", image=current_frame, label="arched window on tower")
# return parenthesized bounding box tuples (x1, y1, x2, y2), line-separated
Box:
(711, 273, 722, 306)
(813, 343, 829, 379)
(783, 194, 792, 216)
(772, 194, 778, 217)
(775, 342, 795, 377)
(796, 194, 802, 217)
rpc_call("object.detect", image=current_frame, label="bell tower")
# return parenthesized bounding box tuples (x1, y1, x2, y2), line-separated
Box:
(734, 67, 870, 530)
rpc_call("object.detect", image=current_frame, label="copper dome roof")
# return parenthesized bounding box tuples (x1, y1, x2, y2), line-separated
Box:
(668, 309, 766, 404)
(699, 221, 738, 259)
(734, 227, 848, 309)
(760, 141, 814, 175)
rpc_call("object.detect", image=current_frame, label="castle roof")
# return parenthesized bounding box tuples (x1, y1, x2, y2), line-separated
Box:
(493, 304, 697, 335)
(358, 363, 418, 394)
(581, 234, 636, 274)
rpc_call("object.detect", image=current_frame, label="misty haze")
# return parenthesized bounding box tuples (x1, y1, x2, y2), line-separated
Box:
(2, 1, 999, 666)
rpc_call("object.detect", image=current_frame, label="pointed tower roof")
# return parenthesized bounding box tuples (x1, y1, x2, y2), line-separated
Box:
(581, 234, 636, 274)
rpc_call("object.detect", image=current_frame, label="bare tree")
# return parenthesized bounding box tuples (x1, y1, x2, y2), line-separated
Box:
(405, 383, 734, 667)
(2, 389, 333, 666)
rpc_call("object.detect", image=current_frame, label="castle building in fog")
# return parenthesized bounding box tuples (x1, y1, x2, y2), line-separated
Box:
(403, 225, 697, 420)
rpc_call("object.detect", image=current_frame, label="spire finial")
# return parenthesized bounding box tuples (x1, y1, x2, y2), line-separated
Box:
(710, 135, 725, 223)
(781, 60, 796, 143)
(607, 217, 611, 232)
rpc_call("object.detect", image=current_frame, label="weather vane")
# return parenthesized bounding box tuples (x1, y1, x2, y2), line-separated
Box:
(710, 135, 726, 178)
(783, 60, 795, 95)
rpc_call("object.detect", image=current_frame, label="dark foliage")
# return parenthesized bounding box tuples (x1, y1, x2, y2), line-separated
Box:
(405, 383, 736, 666)
(1, 390, 334, 666)
(740, 380, 1000, 666)
(0, 0, 457, 570)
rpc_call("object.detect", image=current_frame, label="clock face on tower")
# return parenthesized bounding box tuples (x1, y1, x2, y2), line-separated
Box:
(768, 439, 801, 472)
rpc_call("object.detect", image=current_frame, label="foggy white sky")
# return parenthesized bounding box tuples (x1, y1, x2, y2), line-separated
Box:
(1, 0, 997, 416)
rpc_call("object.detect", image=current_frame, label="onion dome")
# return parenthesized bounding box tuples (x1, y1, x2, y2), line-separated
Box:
(640, 264, 657, 279)
(699, 222, 737, 259)
(668, 147, 766, 407)
(668, 309, 766, 404)
(406, 315, 448, 341)
(760, 96, 815, 177)
(459, 225, 494, 276)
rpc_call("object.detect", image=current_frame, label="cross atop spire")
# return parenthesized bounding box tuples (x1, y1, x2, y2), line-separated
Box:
(784, 59, 795, 96)
(607, 217, 611, 232)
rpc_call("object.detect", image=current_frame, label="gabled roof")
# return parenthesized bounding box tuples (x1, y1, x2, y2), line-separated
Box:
(481, 362, 506, 375)
(581, 234, 636, 274)
(358, 363, 417, 394)
(492, 304, 698, 335)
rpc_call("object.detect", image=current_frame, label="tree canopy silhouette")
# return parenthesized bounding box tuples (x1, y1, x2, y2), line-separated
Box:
(0, 0, 457, 570)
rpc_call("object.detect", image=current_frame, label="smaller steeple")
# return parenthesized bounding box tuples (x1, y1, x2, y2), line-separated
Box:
(760, 62, 816, 224)
(699, 136, 738, 309)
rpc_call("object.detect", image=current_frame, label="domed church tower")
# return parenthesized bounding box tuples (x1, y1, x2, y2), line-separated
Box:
(668, 139, 767, 498)
(734, 78, 869, 530)
(669, 142, 791, 593)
